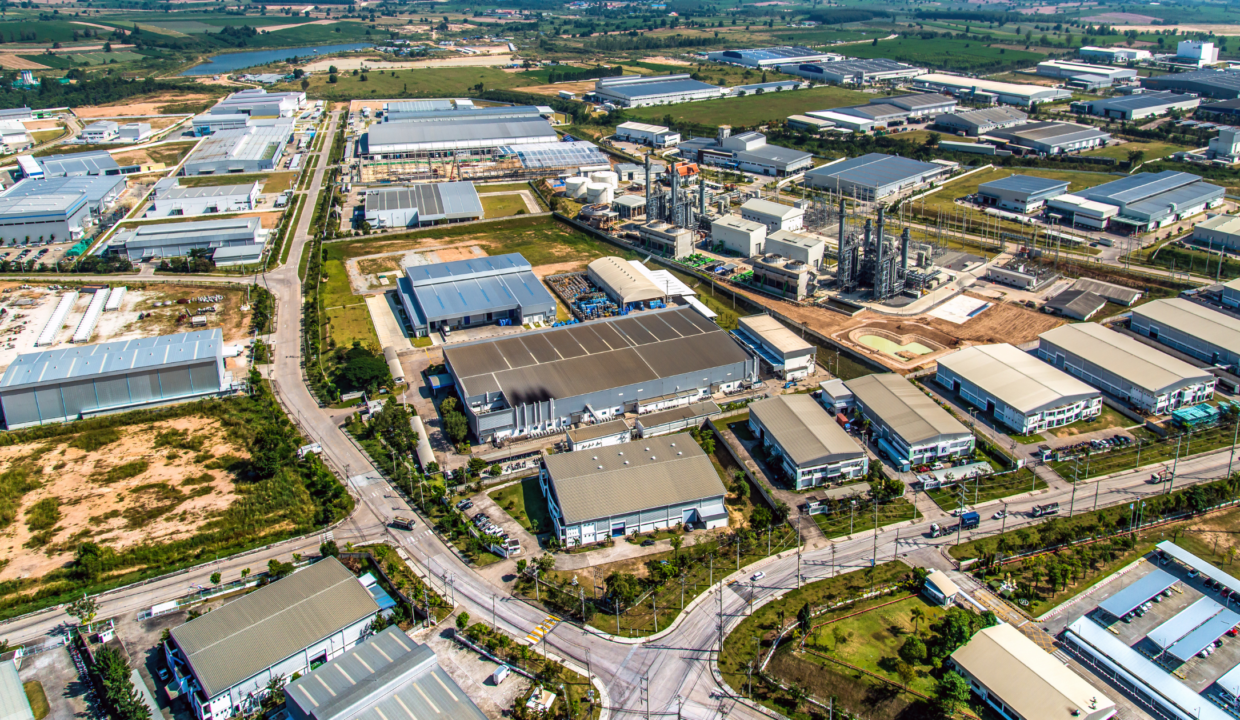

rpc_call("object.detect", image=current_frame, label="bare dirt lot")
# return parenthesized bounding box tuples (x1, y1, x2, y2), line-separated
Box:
(0, 54, 49, 70)
(306, 54, 512, 72)
(518, 80, 597, 97)
(73, 93, 218, 118)
(1081, 11, 1159, 23)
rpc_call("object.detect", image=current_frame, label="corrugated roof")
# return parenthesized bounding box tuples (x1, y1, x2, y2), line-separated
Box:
(749, 394, 864, 467)
(1041, 322, 1212, 394)
(845, 373, 969, 446)
(543, 433, 726, 524)
(1134, 298, 1240, 355)
(588, 257, 665, 304)
(161, 184, 256, 200)
(367, 117, 556, 152)
(1086, 91, 1195, 112)
(366, 182, 482, 221)
(741, 198, 803, 220)
(117, 216, 261, 250)
(171, 558, 379, 700)
(636, 400, 720, 428)
(37, 150, 118, 176)
(405, 253, 554, 324)
(737, 315, 812, 355)
(0, 661, 32, 720)
(1, 175, 125, 207)
(1082, 171, 1201, 205)
(0, 329, 222, 389)
(978, 174, 1070, 196)
(936, 343, 1099, 415)
(1198, 213, 1240, 237)
(595, 78, 721, 100)
(805, 153, 942, 190)
(1069, 278, 1141, 305)
(566, 418, 630, 443)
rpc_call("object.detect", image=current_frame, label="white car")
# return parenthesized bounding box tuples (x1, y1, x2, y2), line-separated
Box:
(751, 571, 765, 582)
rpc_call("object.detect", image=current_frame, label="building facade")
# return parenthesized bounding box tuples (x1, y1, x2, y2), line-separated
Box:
(846, 373, 974, 470)
(149, 183, 259, 218)
(749, 394, 868, 489)
(733, 314, 815, 380)
(711, 215, 767, 256)
(977, 175, 1069, 213)
(110, 216, 265, 261)
(1131, 298, 1240, 367)
(740, 198, 805, 233)
(615, 122, 680, 147)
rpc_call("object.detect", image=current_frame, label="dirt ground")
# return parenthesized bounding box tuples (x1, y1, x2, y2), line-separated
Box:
(74, 94, 217, 118)
(531, 261, 583, 278)
(306, 54, 512, 72)
(0, 54, 49, 70)
(519, 80, 597, 97)
(91, 116, 188, 131)
(644, 55, 693, 65)
(24, 119, 61, 131)
(0, 416, 248, 583)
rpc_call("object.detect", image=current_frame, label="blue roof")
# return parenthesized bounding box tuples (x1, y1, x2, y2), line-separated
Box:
(405, 253, 555, 324)
(1167, 606, 1240, 662)
(0, 329, 222, 389)
(1086, 91, 1188, 112)
(1082, 171, 1202, 205)
(1098, 567, 1177, 618)
(598, 78, 719, 100)
(805, 153, 941, 189)
(719, 46, 829, 62)
(978, 174, 1070, 197)
(37, 150, 119, 176)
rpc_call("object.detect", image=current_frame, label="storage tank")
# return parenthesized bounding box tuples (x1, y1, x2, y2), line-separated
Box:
(590, 170, 619, 188)
(565, 177, 589, 199)
(585, 183, 613, 204)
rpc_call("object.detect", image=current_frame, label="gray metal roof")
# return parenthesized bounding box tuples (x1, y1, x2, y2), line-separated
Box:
(1040, 322, 1212, 394)
(0, 329, 222, 390)
(566, 418, 630, 443)
(0, 661, 32, 720)
(1081, 171, 1202, 205)
(845, 372, 970, 446)
(735, 144, 812, 166)
(366, 182, 483, 222)
(595, 78, 720, 100)
(188, 123, 291, 166)
(991, 121, 1110, 147)
(384, 105, 542, 123)
(978, 174, 1069, 197)
(37, 150, 118, 177)
(737, 315, 812, 355)
(387, 99, 453, 113)
(285, 627, 485, 720)
(171, 558, 379, 700)
(1149, 596, 1222, 649)
(1, 175, 125, 207)
(837, 103, 908, 121)
(936, 107, 1028, 128)
(542, 433, 726, 524)
(1085, 91, 1195, 112)
(161, 184, 256, 201)
(367, 117, 556, 153)
(805, 153, 942, 190)
(0, 193, 86, 218)
(1069, 277, 1142, 305)
(405, 253, 553, 324)
(116, 217, 261, 250)
(1134, 298, 1240, 355)
(883, 93, 955, 110)
(1097, 567, 1177, 617)
(1143, 68, 1240, 98)
(1043, 289, 1105, 319)
(636, 400, 720, 428)
(749, 394, 864, 467)
(1167, 605, 1240, 662)
(937, 343, 1099, 415)
(801, 58, 918, 77)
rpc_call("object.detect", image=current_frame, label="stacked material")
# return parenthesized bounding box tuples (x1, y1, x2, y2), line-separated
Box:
(104, 286, 126, 312)
(72, 288, 110, 344)
(36, 291, 79, 347)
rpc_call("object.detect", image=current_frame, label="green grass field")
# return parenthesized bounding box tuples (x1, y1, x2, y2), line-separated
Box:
(925, 468, 1045, 511)
(626, 85, 870, 127)
(812, 498, 917, 539)
(481, 194, 530, 219)
(488, 476, 551, 534)
(59, 50, 146, 65)
(29, 128, 64, 144)
(23, 682, 48, 720)
(1083, 140, 1190, 162)
(291, 66, 538, 101)
(1044, 404, 1134, 439)
(843, 37, 1046, 72)
(180, 172, 296, 193)
(0, 19, 92, 43)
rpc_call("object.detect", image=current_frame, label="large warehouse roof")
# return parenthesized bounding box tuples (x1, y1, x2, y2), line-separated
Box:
(988, 121, 1110, 149)
(979, 174, 1069, 197)
(845, 373, 970, 446)
(403, 253, 553, 326)
(914, 73, 1073, 101)
(1039, 323, 1213, 395)
(365, 116, 557, 154)
(1135, 298, 1240, 356)
(1, 175, 124, 207)
(1079, 172, 1223, 221)
(383, 104, 543, 123)
(113, 216, 261, 251)
(937, 343, 1098, 415)
(1084, 91, 1195, 114)
(171, 558, 379, 699)
(588, 256, 665, 305)
(445, 306, 750, 404)
(365, 182, 483, 222)
(37, 150, 118, 177)
(749, 394, 863, 467)
(736, 315, 812, 355)
(0, 329, 222, 390)
(805, 153, 943, 191)
(594, 74, 721, 100)
(543, 433, 726, 525)
(710, 46, 838, 65)
(1143, 68, 1240, 99)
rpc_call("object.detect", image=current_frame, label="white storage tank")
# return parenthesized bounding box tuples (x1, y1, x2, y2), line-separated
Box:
(590, 170, 619, 189)
(585, 183, 613, 204)
(565, 177, 589, 199)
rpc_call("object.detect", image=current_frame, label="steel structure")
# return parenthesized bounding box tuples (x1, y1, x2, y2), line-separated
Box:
(832, 203, 911, 300)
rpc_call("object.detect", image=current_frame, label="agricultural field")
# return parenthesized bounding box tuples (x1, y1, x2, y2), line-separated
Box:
(843, 36, 1046, 72)
(626, 85, 870, 127)
(284, 66, 538, 100)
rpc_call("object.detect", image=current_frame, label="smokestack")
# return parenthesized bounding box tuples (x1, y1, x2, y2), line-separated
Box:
(901, 228, 911, 271)
(670, 165, 679, 224)
(837, 198, 845, 249)
(699, 175, 706, 216)
(644, 154, 651, 207)
(863, 218, 872, 248)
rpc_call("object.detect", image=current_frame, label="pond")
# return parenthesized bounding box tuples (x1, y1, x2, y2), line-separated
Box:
(857, 334, 934, 360)
(180, 43, 373, 75)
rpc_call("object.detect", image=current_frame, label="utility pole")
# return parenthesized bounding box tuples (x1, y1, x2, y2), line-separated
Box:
(871, 497, 878, 566)
(1169, 433, 1182, 494)
(796, 514, 802, 588)
(1229, 414, 1240, 480)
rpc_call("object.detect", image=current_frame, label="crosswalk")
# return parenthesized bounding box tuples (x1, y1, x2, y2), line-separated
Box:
(525, 615, 560, 644)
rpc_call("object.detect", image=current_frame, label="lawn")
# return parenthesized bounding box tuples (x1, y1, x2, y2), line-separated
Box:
(143, 141, 198, 167)
(324, 305, 377, 350)
(842, 36, 1046, 73)
(179, 172, 296, 193)
(1133, 240, 1240, 281)
(626, 85, 870, 127)
(1049, 419, 1239, 481)
(488, 476, 551, 534)
(23, 682, 47, 720)
(924, 468, 1045, 511)
(1044, 404, 1134, 439)
(812, 498, 918, 539)
(29, 128, 65, 145)
(289, 66, 538, 101)
(1083, 140, 1189, 163)
(481, 193, 530, 219)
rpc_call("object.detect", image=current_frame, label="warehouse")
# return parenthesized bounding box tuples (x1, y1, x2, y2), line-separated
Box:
(765, 229, 825, 268)
(730, 79, 803, 96)
(1046, 193, 1120, 229)
(635, 221, 692, 258)
(0, 193, 90, 244)
(208, 88, 305, 117)
(1141, 69, 1240, 100)
(1194, 213, 1240, 251)
(933, 107, 1028, 136)
(1076, 171, 1225, 233)
(950, 623, 1116, 720)
(1, 175, 125, 218)
(192, 114, 250, 135)
(1043, 289, 1106, 320)
(591, 74, 724, 108)
(1070, 277, 1142, 306)
(614, 121, 680, 148)
(181, 122, 291, 176)
(588, 256, 666, 306)
(804, 153, 949, 200)
(986, 122, 1111, 156)
(285, 627, 486, 720)
(707, 46, 842, 68)
(36, 150, 124, 178)
(0, 329, 228, 429)
(0, 120, 30, 154)
(878, 93, 958, 118)
(635, 400, 720, 438)
(362, 116, 557, 158)
(936, 343, 1103, 435)
(396, 253, 555, 338)
(362, 182, 483, 228)
(733, 314, 815, 380)
(149, 182, 259, 218)
(832, 103, 911, 128)
(782, 59, 926, 85)
(845, 372, 974, 471)
(1080, 46, 1152, 63)
(1077, 91, 1201, 120)
(1132, 298, 1240, 366)
(444, 306, 756, 441)
(802, 110, 881, 133)
(1198, 98, 1240, 121)
(119, 123, 152, 143)
(911, 73, 1073, 106)
(977, 175, 1069, 213)
(1038, 323, 1215, 414)
(540, 433, 728, 544)
(211, 243, 264, 267)
(80, 121, 119, 144)
(167, 557, 379, 720)
(679, 129, 812, 176)
(109, 216, 266, 261)
(711, 214, 767, 256)
(786, 115, 836, 133)
(749, 394, 868, 489)
(383, 104, 545, 124)
(741, 198, 804, 233)
(1037, 59, 1137, 85)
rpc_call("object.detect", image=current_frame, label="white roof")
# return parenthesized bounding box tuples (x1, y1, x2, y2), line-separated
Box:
(1039, 323, 1214, 395)
(713, 214, 766, 235)
(925, 569, 960, 597)
(738, 314, 813, 355)
(1198, 213, 1240, 237)
(937, 343, 1099, 415)
(917, 73, 1066, 99)
(617, 121, 671, 134)
(1047, 193, 1119, 217)
(627, 260, 695, 297)
(683, 296, 717, 319)
(1135, 298, 1240, 356)
(741, 198, 804, 221)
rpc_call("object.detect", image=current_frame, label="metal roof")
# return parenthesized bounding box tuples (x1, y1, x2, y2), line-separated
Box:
(404, 253, 554, 324)
(800, 58, 920, 77)
(845, 373, 970, 446)
(594, 77, 721, 100)
(952, 622, 1115, 720)
(636, 400, 720, 428)
(365, 182, 483, 222)
(749, 394, 864, 467)
(366, 117, 556, 153)
(589, 257, 666, 304)
(2, 176, 125, 208)
(1198, 213, 1240, 237)
(542, 433, 726, 525)
(736, 315, 812, 356)
(187, 122, 291, 167)
(445, 306, 749, 404)
(978, 174, 1069, 197)
(1216, 661, 1240, 698)
(741, 198, 803, 220)
(161, 183, 256, 201)
(37, 150, 118, 177)
(1097, 567, 1178, 618)
(991, 121, 1110, 147)
(1082, 171, 1203, 205)
(1134, 298, 1240, 356)
(1149, 597, 1224, 649)
(386, 99, 454, 113)
(837, 103, 908, 121)
(285, 626, 486, 720)
(1069, 278, 1142, 305)
(1044, 290, 1105, 319)
(1167, 606, 1240, 662)
(767, 229, 823, 250)
(626, 260, 695, 297)
(716, 46, 831, 62)
(883, 93, 956, 110)
(1143, 69, 1240, 98)
(117, 216, 262, 250)
(171, 558, 379, 700)
(566, 418, 631, 443)
(937, 343, 1099, 415)
(1040, 323, 1213, 395)
(618, 121, 671, 133)
(734, 144, 812, 166)
(503, 141, 611, 170)
(915, 73, 1072, 100)
(805, 153, 942, 191)
(1157, 541, 1240, 607)
(0, 329, 222, 390)
(0, 661, 32, 720)
(384, 105, 542, 123)
(937, 107, 1028, 128)
(1086, 91, 1196, 112)
(0, 193, 86, 218)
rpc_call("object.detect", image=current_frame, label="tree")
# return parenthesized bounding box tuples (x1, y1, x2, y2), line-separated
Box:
(241, 568, 251, 580)
(899, 634, 927, 664)
(95, 646, 150, 720)
(787, 683, 807, 713)
(301, 78, 310, 92)
(797, 602, 812, 633)
(751, 506, 772, 531)
(468, 457, 486, 476)
(443, 412, 469, 444)
(605, 571, 640, 610)
(320, 540, 339, 557)
(66, 595, 98, 625)
(670, 535, 683, 558)
(267, 558, 294, 580)
(261, 674, 286, 712)
(210, 572, 221, 585)
(489, 464, 502, 477)
(923, 131, 941, 149)
(1127, 149, 1146, 167)
(335, 342, 389, 392)
(328, 73, 338, 84)
(910, 606, 925, 635)
(934, 671, 971, 718)
(74, 542, 105, 580)
(456, 611, 470, 631)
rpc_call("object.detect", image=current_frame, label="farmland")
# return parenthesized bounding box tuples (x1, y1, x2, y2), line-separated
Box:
(626, 85, 871, 127)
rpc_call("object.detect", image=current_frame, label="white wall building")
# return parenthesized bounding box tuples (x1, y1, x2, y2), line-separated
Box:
(711, 214, 766, 257)
(614, 121, 680, 148)
(749, 394, 868, 490)
(1079, 46, 1151, 63)
(740, 198, 804, 233)
(149, 182, 260, 218)
(80, 121, 119, 144)
(733, 314, 815, 380)
(1178, 40, 1219, 67)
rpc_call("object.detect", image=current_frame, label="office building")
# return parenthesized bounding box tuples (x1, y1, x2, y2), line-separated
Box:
(1194, 213, 1240, 251)
(846, 373, 974, 470)
(977, 175, 1069, 213)
(591, 75, 724, 108)
(781, 59, 925, 85)
(396, 253, 555, 338)
(1132, 298, 1240, 366)
(934, 107, 1028, 136)
(362, 183, 483, 228)
(748, 394, 868, 489)
(1077, 92, 1201, 121)
(740, 198, 804, 233)
(615, 122, 680, 147)
(986, 122, 1110, 155)
(1142, 69, 1240, 100)
(149, 183, 259, 218)
(911, 73, 1073, 106)
(707, 46, 841, 68)
(733, 314, 815, 380)
(109, 216, 266, 261)
(711, 214, 767, 256)
(804, 153, 948, 200)
(181, 122, 291, 176)
(80, 121, 119, 144)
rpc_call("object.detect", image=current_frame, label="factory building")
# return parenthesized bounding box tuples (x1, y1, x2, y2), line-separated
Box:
(1209, 128, 1240, 163)
(614, 121, 680, 148)
(1198, 98, 1240, 121)
(149, 182, 259, 218)
(679, 129, 813, 176)
(587, 256, 667, 306)
(1076, 91, 1201, 121)
(181, 122, 291, 176)
(119, 123, 152, 143)
(211, 244, 264, 267)
(748, 394, 868, 489)
(781, 58, 926, 85)
(361, 116, 557, 159)
(711, 214, 767, 256)
(1177, 40, 1219, 67)
(192, 114, 251, 135)
(1194, 213, 1240, 251)
(1, 175, 125, 219)
(786, 115, 837, 134)
(730, 79, 803, 96)
(804, 153, 949, 201)
(634, 400, 720, 438)
(751, 254, 811, 301)
(443, 306, 756, 441)
(1046, 193, 1120, 230)
(382, 104, 546, 124)
(706, 46, 842, 68)
(740, 198, 804, 233)
(1043, 289, 1106, 321)
(35, 150, 126, 178)
(1080, 46, 1152, 63)
(1038, 323, 1215, 414)
(765, 229, 825, 269)
(911, 73, 1073, 106)
(986, 122, 1111, 156)
(1036, 60, 1137, 87)
(539, 433, 728, 545)
(207, 88, 305, 117)
(1131, 298, 1240, 366)
(1142, 69, 1240, 100)
(733, 314, 815, 380)
(591, 75, 724, 108)
(845, 373, 974, 471)
(0, 329, 228, 429)
(878, 93, 959, 118)
(1075, 171, 1225, 233)
(977, 175, 1069, 213)
(0, 194, 90, 244)
(564, 419, 631, 451)
(396, 253, 555, 338)
(936, 343, 1103, 435)
(362, 183, 484, 228)
(80, 121, 120, 144)
(933, 107, 1028, 136)
(0, 120, 30, 154)
(110, 216, 266, 261)
(1070, 278, 1142, 306)
(635, 221, 693, 259)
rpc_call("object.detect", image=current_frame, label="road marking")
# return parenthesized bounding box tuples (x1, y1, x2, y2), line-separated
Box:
(524, 615, 560, 644)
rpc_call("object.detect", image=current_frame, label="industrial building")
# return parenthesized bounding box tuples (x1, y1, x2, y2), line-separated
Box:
(285, 626, 486, 720)
(211, 243, 264, 267)
(804, 153, 949, 200)
(381, 104, 547, 124)
(1142, 69, 1240, 100)
(748, 394, 868, 489)
(396, 253, 555, 338)
(634, 221, 693, 258)
(539, 433, 728, 544)
(361, 116, 557, 159)
(166, 557, 380, 720)
(0, 194, 90, 244)
(911, 73, 1073, 106)
(1076, 91, 1201, 121)
(730, 79, 803, 96)
(1043, 289, 1106, 321)
(786, 115, 837, 134)
(678, 129, 813, 176)
(181, 122, 291, 176)
(951, 623, 1116, 720)
(1208, 127, 1240, 163)
(1198, 98, 1240, 121)
(1177, 40, 1219, 67)
(733, 314, 815, 380)
(781, 58, 926, 85)
(1, 175, 125, 219)
(565, 419, 632, 451)
(590, 74, 724, 108)
(1070, 278, 1142, 306)
(192, 114, 251, 135)
(80, 121, 120, 144)
(614, 121, 680, 148)
(1046, 193, 1120, 230)
(1036, 59, 1137, 88)
(1080, 46, 1152, 63)
(977, 175, 1069, 213)
(109, 216, 266, 261)
(119, 123, 151, 143)
(207, 88, 305, 117)
(149, 182, 259, 218)
(1074, 171, 1225, 233)
(1132, 298, 1240, 366)
(765, 229, 825, 268)
(986, 122, 1111, 156)
(0, 329, 228, 429)
(707, 46, 842, 68)
(634, 400, 720, 438)
(362, 183, 483, 228)
(712, 214, 767, 256)
(933, 107, 1028, 136)
(936, 343, 1103, 435)
(35, 150, 125, 178)
(0, 120, 30, 154)
(587, 256, 668, 306)
(740, 198, 804, 233)
(1038, 323, 1215, 414)
(845, 372, 974, 471)
(444, 306, 756, 441)
(1194, 213, 1240, 251)
(750, 253, 812, 301)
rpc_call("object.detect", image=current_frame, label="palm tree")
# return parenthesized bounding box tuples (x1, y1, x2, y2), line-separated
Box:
(670, 535, 683, 558)
(910, 606, 924, 636)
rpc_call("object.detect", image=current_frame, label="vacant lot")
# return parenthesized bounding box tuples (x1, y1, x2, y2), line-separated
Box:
(626, 85, 870, 127)
(1084, 139, 1189, 162)
(481, 194, 530, 219)
(180, 172, 296, 194)
(488, 476, 551, 534)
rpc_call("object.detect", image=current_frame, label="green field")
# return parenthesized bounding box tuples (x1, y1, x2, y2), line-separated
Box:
(925, 468, 1045, 511)
(180, 172, 297, 193)
(843, 37, 1046, 72)
(1083, 140, 1190, 163)
(626, 85, 870, 127)
(291, 66, 538, 100)
(488, 476, 551, 534)
(0, 20, 92, 43)
(481, 193, 530, 218)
